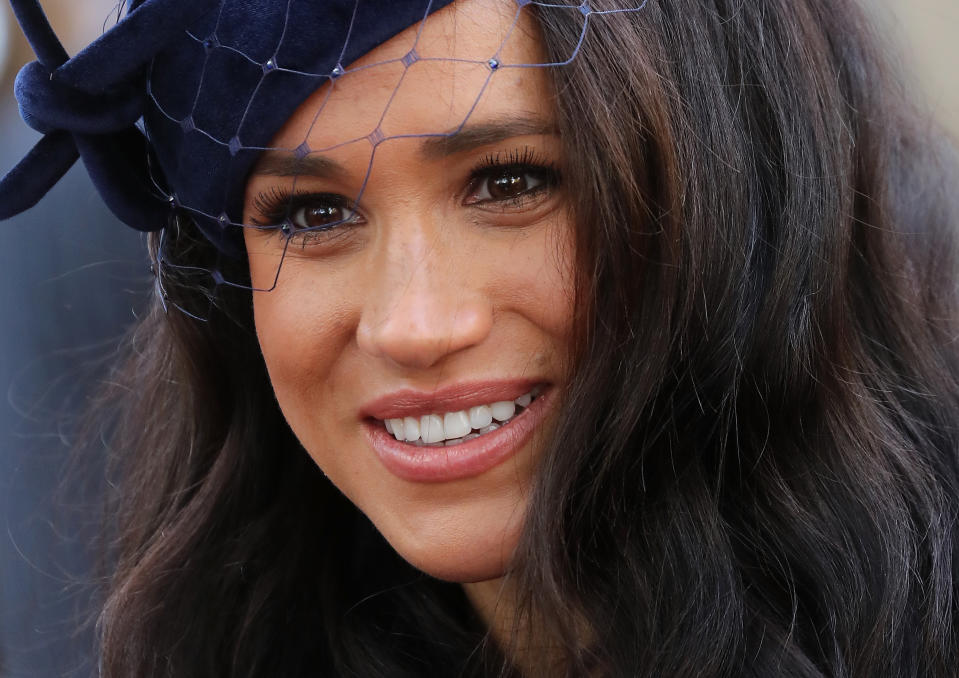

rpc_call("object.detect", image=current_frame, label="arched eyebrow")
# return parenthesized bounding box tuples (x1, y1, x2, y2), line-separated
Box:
(418, 115, 558, 159)
(250, 153, 344, 179)
(249, 115, 557, 178)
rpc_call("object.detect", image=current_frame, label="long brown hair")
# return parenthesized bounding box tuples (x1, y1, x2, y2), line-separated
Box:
(92, 1, 959, 675)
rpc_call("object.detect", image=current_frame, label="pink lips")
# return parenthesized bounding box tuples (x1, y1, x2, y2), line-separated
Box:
(361, 380, 551, 483)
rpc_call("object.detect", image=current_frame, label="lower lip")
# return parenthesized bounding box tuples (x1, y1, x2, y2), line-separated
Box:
(364, 389, 552, 483)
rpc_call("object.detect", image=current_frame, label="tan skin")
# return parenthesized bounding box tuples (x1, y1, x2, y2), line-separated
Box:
(242, 0, 574, 664)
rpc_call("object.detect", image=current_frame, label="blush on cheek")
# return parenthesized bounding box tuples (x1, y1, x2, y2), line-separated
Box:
(251, 291, 353, 430)
(491, 221, 576, 348)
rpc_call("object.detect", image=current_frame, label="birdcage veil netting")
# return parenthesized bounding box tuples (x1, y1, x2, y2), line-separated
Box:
(3, 0, 650, 319)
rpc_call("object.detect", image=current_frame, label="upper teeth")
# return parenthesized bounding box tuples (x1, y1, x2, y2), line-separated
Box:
(383, 389, 540, 446)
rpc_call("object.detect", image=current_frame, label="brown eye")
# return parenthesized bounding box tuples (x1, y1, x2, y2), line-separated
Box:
(467, 167, 553, 206)
(289, 199, 359, 231)
(488, 172, 531, 200)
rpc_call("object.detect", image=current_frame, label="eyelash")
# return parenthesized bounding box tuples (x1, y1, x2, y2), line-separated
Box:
(249, 147, 561, 241)
(465, 147, 560, 207)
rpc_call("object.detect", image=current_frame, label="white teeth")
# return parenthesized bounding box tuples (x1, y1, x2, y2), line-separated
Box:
(490, 401, 516, 422)
(402, 416, 420, 442)
(380, 388, 541, 445)
(468, 404, 493, 430)
(388, 418, 404, 441)
(444, 411, 472, 439)
(420, 414, 445, 444)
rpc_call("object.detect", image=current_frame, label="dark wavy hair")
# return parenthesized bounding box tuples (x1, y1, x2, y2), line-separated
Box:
(89, 0, 959, 675)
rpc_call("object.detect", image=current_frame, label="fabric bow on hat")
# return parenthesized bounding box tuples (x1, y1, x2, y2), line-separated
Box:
(0, 0, 215, 232)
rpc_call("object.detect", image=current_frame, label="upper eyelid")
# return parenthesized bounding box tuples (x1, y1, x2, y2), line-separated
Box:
(471, 146, 553, 172)
(250, 189, 357, 220)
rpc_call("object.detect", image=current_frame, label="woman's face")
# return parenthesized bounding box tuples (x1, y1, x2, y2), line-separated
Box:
(243, 0, 573, 583)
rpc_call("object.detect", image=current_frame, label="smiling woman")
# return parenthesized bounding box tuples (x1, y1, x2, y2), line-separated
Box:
(242, 4, 572, 589)
(2, 0, 959, 676)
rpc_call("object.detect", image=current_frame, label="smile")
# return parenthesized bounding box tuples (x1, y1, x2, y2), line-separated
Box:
(363, 381, 553, 483)
(381, 386, 543, 446)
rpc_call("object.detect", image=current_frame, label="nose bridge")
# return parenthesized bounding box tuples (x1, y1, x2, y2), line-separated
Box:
(356, 215, 493, 369)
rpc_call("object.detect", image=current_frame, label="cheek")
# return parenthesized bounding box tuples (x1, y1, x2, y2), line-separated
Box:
(248, 259, 357, 429)
(492, 219, 577, 350)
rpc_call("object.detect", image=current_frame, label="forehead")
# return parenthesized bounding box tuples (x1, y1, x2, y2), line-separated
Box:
(268, 0, 552, 151)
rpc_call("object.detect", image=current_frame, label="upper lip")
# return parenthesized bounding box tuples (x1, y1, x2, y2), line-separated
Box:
(360, 379, 546, 420)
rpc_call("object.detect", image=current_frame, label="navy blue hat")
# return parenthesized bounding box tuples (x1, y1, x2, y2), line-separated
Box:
(0, 0, 455, 253)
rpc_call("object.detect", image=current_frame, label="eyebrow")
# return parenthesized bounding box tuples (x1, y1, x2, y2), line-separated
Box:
(249, 152, 344, 179)
(418, 115, 558, 159)
(249, 115, 557, 178)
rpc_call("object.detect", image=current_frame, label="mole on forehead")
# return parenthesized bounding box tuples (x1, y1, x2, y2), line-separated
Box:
(249, 115, 559, 178)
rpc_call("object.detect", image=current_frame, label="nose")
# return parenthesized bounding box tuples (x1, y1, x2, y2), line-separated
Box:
(356, 236, 494, 370)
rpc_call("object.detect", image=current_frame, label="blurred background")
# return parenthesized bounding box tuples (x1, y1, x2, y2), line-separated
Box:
(0, 3, 144, 677)
(877, 0, 959, 139)
(0, 1, 956, 676)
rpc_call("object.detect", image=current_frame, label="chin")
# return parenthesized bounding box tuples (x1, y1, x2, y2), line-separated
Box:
(377, 507, 525, 583)
(404, 549, 511, 584)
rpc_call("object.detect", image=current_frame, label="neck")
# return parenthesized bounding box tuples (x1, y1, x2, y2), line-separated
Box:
(462, 577, 568, 678)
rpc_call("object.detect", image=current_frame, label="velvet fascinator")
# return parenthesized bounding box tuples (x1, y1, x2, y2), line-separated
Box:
(0, 0, 455, 253)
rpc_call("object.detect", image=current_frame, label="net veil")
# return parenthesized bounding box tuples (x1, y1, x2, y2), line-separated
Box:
(4, 0, 651, 318)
